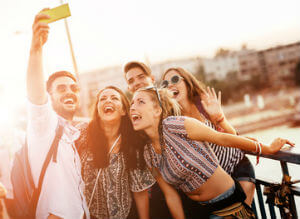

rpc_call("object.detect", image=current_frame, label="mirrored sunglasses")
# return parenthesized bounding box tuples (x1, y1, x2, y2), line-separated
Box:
(55, 84, 80, 93)
(160, 75, 183, 88)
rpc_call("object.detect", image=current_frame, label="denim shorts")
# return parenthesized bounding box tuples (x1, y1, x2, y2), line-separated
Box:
(231, 155, 256, 184)
(198, 184, 235, 205)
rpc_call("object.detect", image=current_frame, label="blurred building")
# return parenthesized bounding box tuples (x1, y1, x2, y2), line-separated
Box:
(202, 52, 240, 81)
(262, 41, 300, 87)
(78, 41, 300, 114)
(237, 49, 265, 81)
(79, 57, 202, 115)
(151, 57, 202, 83)
(78, 65, 125, 115)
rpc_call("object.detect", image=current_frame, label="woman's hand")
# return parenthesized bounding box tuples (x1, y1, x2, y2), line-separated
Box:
(267, 138, 295, 154)
(201, 87, 224, 123)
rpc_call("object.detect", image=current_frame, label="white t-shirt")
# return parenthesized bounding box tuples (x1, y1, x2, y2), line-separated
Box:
(27, 100, 90, 219)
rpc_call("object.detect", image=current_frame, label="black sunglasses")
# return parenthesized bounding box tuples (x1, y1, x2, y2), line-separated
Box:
(160, 75, 183, 88)
(140, 86, 162, 108)
(55, 84, 80, 93)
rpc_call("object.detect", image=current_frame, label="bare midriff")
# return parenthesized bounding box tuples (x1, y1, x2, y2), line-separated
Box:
(186, 166, 234, 202)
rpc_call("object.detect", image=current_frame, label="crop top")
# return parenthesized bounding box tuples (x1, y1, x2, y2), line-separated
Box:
(144, 116, 219, 193)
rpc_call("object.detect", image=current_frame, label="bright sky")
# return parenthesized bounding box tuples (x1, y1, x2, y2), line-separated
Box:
(0, 0, 299, 127)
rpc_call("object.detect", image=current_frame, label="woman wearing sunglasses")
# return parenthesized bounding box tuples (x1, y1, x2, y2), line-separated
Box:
(161, 67, 255, 206)
(129, 87, 293, 219)
(78, 86, 155, 219)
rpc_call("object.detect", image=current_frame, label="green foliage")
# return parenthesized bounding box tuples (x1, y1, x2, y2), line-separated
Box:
(204, 71, 264, 104)
(195, 65, 206, 83)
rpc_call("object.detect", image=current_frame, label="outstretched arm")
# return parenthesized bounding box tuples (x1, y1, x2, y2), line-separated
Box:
(184, 117, 294, 154)
(152, 168, 185, 219)
(27, 11, 50, 105)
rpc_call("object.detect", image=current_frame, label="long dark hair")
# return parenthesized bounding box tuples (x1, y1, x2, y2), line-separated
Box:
(87, 86, 146, 169)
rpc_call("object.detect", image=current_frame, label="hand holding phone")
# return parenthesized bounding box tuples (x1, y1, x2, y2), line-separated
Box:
(40, 3, 71, 24)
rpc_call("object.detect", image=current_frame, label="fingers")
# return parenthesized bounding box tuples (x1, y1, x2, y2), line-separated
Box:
(206, 86, 213, 98)
(284, 139, 295, 147)
(211, 87, 217, 99)
(218, 90, 221, 104)
(34, 13, 50, 24)
(33, 10, 50, 27)
(32, 8, 50, 30)
(206, 86, 219, 100)
(33, 22, 49, 34)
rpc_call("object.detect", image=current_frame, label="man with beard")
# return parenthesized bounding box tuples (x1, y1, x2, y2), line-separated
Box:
(26, 11, 89, 219)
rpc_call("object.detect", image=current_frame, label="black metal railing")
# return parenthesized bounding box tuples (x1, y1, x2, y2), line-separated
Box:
(246, 149, 300, 219)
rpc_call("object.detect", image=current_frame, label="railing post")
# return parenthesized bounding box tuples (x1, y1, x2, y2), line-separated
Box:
(267, 202, 276, 219)
(280, 161, 298, 219)
(256, 183, 267, 219)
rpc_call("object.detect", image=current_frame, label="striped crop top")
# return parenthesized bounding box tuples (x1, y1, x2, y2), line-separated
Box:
(144, 116, 219, 193)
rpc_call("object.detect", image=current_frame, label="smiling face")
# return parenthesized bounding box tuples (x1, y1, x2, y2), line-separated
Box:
(125, 67, 155, 93)
(49, 76, 80, 120)
(97, 88, 126, 124)
(130, 91, 161, 132)
(163, 70, 188, 105)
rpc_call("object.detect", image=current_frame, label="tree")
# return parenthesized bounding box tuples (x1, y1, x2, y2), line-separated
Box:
(215, 48, 231, 58)
(195, 65, 206, 83)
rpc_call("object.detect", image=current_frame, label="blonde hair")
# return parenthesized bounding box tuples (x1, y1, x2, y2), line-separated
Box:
(138, 87, 181, 119)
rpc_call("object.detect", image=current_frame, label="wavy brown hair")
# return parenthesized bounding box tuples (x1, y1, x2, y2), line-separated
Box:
(87, 86, 146, 169)
(162, 67, 210, 119)
(162, 67, 206, 102)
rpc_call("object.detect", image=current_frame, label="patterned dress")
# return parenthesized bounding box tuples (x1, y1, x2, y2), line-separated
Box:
(80, 131, 155, 219)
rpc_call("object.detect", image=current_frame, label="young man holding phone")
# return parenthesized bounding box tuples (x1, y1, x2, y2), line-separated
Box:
(26, 10, 89, 219)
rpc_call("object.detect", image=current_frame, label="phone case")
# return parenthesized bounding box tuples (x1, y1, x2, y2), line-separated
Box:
(40, 3, 71, 24)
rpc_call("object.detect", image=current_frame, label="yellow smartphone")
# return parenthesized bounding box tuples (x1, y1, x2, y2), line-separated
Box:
(40, 3, 71, 24)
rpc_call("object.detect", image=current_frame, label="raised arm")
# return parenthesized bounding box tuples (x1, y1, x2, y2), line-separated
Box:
(152, 168, 185, 219)
(184, 117, 294, 155)
(27, 11, 50, 105)
(201, 87, 236, 134)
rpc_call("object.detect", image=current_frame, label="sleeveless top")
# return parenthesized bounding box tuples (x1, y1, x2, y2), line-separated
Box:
(194, 96, 244, 174)
(144, 116, 218, 193)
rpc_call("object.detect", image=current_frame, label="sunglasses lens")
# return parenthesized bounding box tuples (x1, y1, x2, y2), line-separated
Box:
(161, 80, 169, 88)
(56, 85, 66, 93)
(171, 75, 180, 84)
(71, 84, 80, 93)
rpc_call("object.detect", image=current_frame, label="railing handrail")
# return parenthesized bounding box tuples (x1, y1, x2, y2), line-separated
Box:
(244, 148, 300, 218)
(245, 148, 300, 164)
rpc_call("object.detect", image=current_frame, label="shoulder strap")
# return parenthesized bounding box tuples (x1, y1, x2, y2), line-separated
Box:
(24, 137, 35, 190)
(29, 122, 64, 217)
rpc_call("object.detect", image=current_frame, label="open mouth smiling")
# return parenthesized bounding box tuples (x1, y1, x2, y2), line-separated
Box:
(104, 106, 115, 113)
